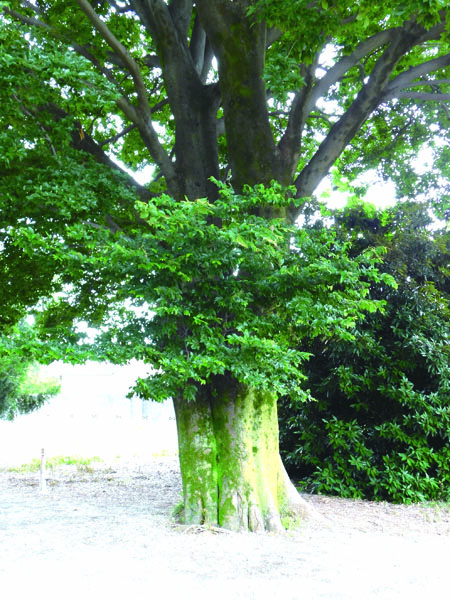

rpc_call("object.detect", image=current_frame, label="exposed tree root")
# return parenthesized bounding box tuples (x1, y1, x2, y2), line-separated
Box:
(278, 457, 331, 526)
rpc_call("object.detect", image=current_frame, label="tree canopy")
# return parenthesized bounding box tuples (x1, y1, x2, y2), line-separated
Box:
(1, 1, 449, 331)
(1, 1, 449, 531)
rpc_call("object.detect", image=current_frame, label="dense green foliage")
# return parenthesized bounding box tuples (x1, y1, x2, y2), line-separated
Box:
(279, 202, 450, 503)
(0, 325, 61, 420)
(27, 183, 392, 404)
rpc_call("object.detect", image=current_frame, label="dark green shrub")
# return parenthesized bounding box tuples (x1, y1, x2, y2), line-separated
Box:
(279, 202, 450, 503)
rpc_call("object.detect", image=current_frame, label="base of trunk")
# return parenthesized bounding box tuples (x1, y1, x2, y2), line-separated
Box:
(173, 385, 320, 533)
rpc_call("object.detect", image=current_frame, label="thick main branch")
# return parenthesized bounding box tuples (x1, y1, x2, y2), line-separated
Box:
(130, 0, 220, 200)
(196, 0, 284, 190)
(293, 21, 439, 209)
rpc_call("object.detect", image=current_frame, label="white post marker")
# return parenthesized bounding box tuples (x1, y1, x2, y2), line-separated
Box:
(40, 448, 48, 494)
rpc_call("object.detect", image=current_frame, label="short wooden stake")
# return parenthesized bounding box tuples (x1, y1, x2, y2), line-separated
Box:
(40, 448, 48, 494)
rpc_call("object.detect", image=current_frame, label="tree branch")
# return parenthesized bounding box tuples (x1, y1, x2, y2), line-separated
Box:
(293, 21, 428, 207)
(129, 1, 206, 105)
(66, 121, 153, 201)
(69, 1, 179, 193)
(401, 78, 450, 88)
(99, 123, 137, 146)
(99, 97, 170, 146)
(105, 50, 161, 70)
(17, 100, 153, 200)
(383, 54, 450, 101)
(304, 28, 397, 117)
(6, 6, 125, 92)
(114, 96, 177, 190)
(188, 10, 216, 82)
(303, 19, 446, 120)
(75, 0, 152, 118)
(19, 1, 44, 16)
(190, 12, 207, 76)
(129, 0, 221, 200)
(394, 91, 450, 101)
(8, 3, 175, 184)
(4, 6, 51, 31)
(168, 0, 193, 39)
(12, 94, 58, 157)
(278, 62, 316, 180)
(200, 40, 215, 83)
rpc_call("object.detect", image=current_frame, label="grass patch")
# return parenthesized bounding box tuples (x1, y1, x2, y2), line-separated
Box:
(152, 449, 177, 458)
(8, 455, 103, 473)
(280, 510, 303, 531)
(171, 500, 185, 523)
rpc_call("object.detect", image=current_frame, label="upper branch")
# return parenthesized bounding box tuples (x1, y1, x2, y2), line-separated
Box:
(278, 62, 316, 180)
(128, 1, 205, 115)
(277, 27, 403, 186)
(168, 0, 193, 39)
(189, 12, 207, 76)
(395, 91, 450, 101)
(6, 6, 125, 92)
(75, 0, 151, 118)
(382, 54, 450, 101)
(304, 20, 446, 118)
(8, 2, 177, 194)
(73, 0, 179, 193)
(4, 5, 50, 30)
(19, 0, 44, 16)
(293, 21, 430, 208)
(304, 28, 398, 117)
(30, 102, 153, 200)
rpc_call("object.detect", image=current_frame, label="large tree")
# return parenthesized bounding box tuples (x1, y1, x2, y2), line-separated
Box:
(1, 1, 449, 531)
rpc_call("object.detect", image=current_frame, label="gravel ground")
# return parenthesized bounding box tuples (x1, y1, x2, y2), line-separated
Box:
(1, 456, 450, 600)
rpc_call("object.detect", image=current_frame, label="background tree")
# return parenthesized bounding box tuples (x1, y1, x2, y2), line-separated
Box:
(0, 324, 61, 420)
(279, 200, 450, 503)
(1, 1, 449, 531)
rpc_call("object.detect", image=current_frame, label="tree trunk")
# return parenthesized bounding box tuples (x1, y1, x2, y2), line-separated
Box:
(196, 0, 285, 191)
(173, 383, 312, 532)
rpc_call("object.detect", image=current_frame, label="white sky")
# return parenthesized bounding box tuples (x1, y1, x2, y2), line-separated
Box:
(316, 173, 397, 210)
(132, 163, 398, 210)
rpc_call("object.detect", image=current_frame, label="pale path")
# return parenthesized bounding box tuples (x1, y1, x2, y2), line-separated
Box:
(1, 458, 449, 600)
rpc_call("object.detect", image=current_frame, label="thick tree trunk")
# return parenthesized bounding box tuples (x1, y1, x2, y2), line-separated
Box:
(196, 0, 285, 191)
(173, 384, 312, 532)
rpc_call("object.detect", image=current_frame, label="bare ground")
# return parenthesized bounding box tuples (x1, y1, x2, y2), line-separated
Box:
(1, 456, 449, 600)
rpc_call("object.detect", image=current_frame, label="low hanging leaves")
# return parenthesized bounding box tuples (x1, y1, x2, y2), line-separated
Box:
(23, 181, 393, 404)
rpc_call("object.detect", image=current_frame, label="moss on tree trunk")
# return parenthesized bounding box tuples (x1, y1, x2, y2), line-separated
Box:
(173, 384, 307, 532)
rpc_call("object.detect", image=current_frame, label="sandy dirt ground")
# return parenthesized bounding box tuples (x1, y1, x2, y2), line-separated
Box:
(1, 456, 450, 600)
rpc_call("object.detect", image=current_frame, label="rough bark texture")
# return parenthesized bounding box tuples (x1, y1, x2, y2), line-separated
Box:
(174, 384, 311, 532)
(196, 0, 285, 190)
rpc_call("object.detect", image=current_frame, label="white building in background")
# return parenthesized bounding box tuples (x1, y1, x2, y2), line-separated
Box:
(43, 361, 154, 420)
(0, 362, 178, 467)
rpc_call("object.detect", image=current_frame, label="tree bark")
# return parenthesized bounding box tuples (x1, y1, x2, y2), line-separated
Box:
(196, 0, 285, 191)
(173, 382, 312, 532)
